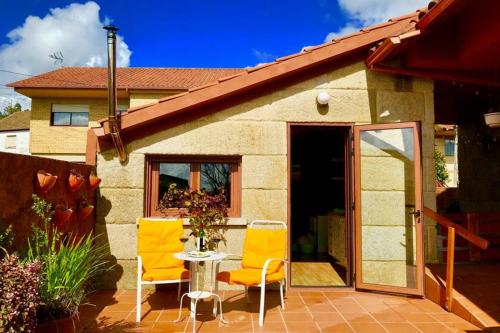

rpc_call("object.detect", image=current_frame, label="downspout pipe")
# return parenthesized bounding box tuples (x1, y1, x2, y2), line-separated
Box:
(104, 25, 127, 163)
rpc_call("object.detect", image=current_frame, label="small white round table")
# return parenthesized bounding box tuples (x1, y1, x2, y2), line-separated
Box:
(173, 251, 228, 332)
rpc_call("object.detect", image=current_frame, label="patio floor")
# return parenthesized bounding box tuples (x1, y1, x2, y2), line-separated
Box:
(79, 289, 483, 332)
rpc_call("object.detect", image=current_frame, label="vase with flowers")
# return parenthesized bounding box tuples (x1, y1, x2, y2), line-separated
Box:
(157, 184, 228, 251)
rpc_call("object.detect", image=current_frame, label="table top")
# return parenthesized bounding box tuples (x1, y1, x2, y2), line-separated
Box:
(174, 251, 228, 262)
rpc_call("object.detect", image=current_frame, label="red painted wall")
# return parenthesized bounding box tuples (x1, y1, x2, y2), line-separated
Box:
(0, 152, 96, 251)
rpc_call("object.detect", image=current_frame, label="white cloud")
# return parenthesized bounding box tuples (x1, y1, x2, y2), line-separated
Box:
(0, 1, 132, 111)
(252, 49, 276, 63)
(338, 0, 429, 25)
(324, 24, 360, 42)
(325, 0, 429, 41)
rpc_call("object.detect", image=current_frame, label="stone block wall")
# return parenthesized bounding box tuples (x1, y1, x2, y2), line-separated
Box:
(95, 62, 437, 289)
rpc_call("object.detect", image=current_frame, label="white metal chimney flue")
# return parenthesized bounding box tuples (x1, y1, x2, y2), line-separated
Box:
(104, 25, 127, 163)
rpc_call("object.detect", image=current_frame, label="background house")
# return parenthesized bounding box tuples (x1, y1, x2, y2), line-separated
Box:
(0, 111, 31, 155)
(435, 124, 458, 187)
(7, 67, 242, 162)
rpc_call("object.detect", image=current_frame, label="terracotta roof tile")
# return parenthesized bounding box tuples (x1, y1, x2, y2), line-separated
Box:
(7, 67, 243, 90)
(97, 11, 420, 132)
(0, 111, 30, 131)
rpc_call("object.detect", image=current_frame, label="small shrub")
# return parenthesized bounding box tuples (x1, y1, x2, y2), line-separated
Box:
(0, 253, 42, 333)
(0, 224, 14, 257)
(434, 148, 449, 186)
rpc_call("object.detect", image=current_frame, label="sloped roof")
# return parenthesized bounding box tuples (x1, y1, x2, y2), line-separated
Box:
(97, 11, 421, 135)
(7, 67, 243, 90)
(0, 111, 31, 132)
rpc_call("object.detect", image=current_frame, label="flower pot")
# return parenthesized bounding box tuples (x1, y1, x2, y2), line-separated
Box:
(54, 206, 73, 227)
(163, 208, 182, 217)
(68, 170, 85, 192)
(37, 170, 58, 193)
(36, 311, 81, 333)
(78, 205, 94, 221)
(88, 175, 101, 190)
(484, 112, 500, 128)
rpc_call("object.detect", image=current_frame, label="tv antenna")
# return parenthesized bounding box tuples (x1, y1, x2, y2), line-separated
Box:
(49, 51, 64, 67)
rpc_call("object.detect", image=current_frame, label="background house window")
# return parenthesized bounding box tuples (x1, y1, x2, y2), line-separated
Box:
(147, 156, 241, 217)
(4, 135, 17, 149)
(117, 104, 129, 115)
(444, 139, 455, 156)
(51, 104, 89, 126)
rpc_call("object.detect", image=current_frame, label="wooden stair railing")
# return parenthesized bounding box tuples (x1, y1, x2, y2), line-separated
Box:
(423, 207, 489, 311)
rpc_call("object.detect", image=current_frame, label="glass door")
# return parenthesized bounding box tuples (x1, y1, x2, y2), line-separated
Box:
(353, 122, 424, 296)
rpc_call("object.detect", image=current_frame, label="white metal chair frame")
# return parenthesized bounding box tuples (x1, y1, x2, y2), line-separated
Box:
(136, 218, 191, 323)
(214, 220, 288, 327)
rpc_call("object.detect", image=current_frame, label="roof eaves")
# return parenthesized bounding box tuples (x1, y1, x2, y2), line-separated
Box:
(416, 0, 457, 30)
(97, 14, 417, 137)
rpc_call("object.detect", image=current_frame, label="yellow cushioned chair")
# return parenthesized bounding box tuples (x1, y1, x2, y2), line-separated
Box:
(215, 220, 288, 326)
(136, 218, 190, 323)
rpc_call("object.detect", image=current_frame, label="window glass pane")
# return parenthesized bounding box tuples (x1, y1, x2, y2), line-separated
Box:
(359, 128, 417, 289)
(5, 135, 16, 149)
(201, 163, 231, 205)
(158, 163, 190, 201)
(117, 104, 129, 115)
(444, 139, 455, 156)
(53, 112, 71, 125)
(71, 112, 89, 126)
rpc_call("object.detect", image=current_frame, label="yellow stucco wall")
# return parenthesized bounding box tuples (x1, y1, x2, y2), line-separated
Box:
(29, 92, 176, 159)
(95, 62, 437, 289)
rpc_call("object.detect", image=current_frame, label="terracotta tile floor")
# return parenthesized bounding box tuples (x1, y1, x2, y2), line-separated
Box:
(80, 289, 483, 332)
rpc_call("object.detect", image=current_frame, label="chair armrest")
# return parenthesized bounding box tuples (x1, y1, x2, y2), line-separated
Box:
(261, 258, 288, 285)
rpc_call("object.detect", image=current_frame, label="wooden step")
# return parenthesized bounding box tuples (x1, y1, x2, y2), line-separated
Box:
(425, 265, 500, 329)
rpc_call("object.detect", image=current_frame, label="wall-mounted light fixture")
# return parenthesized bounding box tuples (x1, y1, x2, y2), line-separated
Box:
(316, 92, 331, 105)
(484, 108, 500, 128)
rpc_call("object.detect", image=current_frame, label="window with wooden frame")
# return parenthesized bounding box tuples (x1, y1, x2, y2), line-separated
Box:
(146, 156, 241, 217)
(51, 104, 89, 126)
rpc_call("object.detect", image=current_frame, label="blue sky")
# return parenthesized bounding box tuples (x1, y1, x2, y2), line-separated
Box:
(0, 0, 350, 68)
(0, 0, 428, 109)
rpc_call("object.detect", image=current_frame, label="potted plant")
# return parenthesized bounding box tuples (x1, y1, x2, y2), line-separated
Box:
(88, 174, 101, 191)
(26, 195, 110, 333)
(36, 170, 58, 193)
(484, 111, 500, 128)
(77, 199, 94, 221)
(54, 204, 73, 229)
(157, 183, 228, 251)
(68, 169, 85, 192)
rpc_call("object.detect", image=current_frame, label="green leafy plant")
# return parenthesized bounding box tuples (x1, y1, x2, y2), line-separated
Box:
(28, 195, 111, 323)
(434, 148, 449, 186)
(0, 252, 42, 333)
(29, 195, 55, 259)
(32, 235, 109, 322)
(157, 183, 228, 248)
(0, 223, 14, 257)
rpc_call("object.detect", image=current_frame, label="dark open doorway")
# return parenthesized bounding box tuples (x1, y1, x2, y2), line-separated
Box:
(289, 124, 351, 287)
